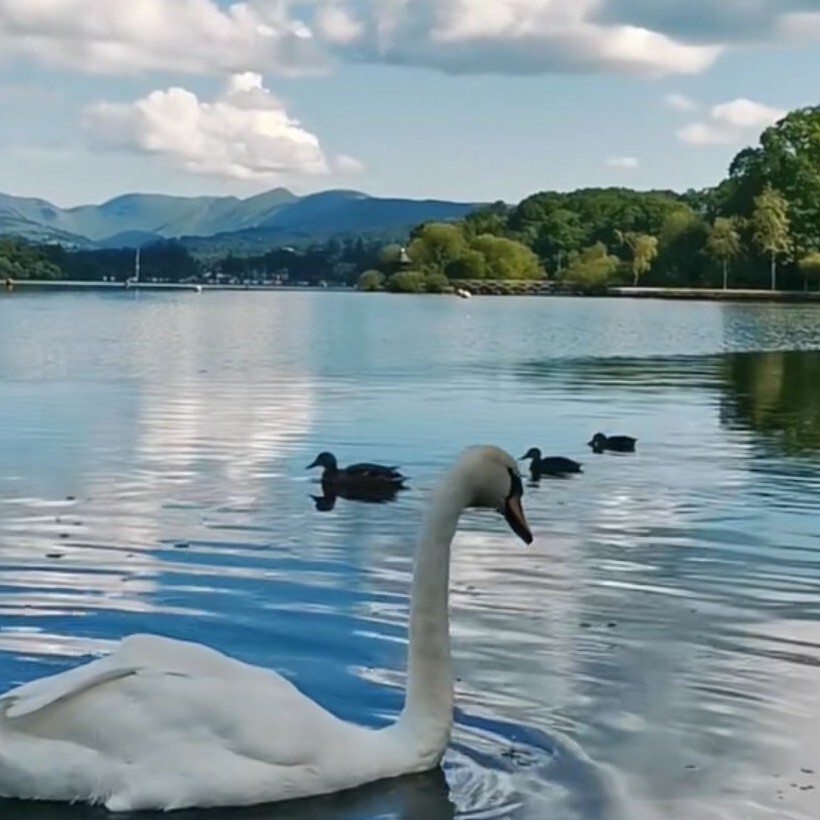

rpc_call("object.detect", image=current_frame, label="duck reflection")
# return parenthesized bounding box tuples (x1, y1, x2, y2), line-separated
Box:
(310, 482, 406, 512)
(0, 768, 454, 820)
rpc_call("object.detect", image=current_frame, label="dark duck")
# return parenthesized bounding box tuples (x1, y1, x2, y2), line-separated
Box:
(587, 433, 637, 454)
(306, 451, 407, 494)
(520, 448, 583, 478)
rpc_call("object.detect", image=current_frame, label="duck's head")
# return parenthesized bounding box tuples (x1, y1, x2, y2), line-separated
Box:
(520, 447, 541, 461)
(588, 433, 606, 449)
(451, 445, 533, 545)
(306, 451, 337, 470)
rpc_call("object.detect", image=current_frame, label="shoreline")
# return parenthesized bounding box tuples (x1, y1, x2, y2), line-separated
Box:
(3, 280, 351, 293)
(4, 279, 820, 303)
(606, 287, 820, 303)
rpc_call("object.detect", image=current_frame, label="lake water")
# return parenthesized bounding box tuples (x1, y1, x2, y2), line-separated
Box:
(0, 289, 819, 820)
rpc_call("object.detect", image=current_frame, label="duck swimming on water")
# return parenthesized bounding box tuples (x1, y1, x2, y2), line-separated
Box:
(520, 448, 583, 478)
(587, 433, 637, 454)
(306, 451, 407, 493)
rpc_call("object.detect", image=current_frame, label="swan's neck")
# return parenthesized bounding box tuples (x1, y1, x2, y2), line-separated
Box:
(396, 480, 468, 754)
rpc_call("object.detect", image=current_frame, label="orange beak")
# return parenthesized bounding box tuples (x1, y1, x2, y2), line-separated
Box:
(503, 494, 532, 545)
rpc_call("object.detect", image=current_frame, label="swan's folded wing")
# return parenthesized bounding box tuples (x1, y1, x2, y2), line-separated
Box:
(1, 655, 138, 719)
(1, 633, 264, 721)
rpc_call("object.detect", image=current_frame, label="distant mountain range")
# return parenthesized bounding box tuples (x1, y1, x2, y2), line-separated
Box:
(0, 188, 480, 253)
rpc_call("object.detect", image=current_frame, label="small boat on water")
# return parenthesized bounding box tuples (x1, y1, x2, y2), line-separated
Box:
(125, 247, 140, 288)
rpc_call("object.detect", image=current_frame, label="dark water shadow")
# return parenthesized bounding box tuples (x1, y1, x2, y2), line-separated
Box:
(514, 354, 721, 394)
(0, 769, 454, 820)
(718, 350, 820, 456)
(517, 349, 820, 462)
(310, 485, 406, 512)
(526, 471, 579, 484)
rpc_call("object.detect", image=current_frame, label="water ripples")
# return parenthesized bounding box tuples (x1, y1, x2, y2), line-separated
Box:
(1, 292, 820, 819)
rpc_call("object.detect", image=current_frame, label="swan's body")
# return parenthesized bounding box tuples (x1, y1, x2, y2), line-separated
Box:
(0, 445, 531, 812)
(0, 634, 428, 811)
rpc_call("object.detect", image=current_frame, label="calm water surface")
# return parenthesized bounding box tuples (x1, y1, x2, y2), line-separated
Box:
(1, 291, 819, 820)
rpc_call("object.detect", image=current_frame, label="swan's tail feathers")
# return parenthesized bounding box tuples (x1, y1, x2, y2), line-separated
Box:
(0, 730, 112, 806)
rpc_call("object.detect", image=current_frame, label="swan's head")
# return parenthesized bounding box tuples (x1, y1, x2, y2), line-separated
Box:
(453, 445, 533, 545)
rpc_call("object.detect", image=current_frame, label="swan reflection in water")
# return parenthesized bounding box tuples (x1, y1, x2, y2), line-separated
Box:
(310, 483, 406, 512)
(0, 769, 455, 820)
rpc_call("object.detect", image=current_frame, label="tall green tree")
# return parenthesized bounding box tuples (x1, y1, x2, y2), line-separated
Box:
(616, 231, 658, 286)
(724, 107, 820, 253)
(470, 235, 542, 280)
(0, 238, 62, 280)
(462, 201, 509, 239)
(446, 249, 488, 280)
(751, 185, 790, 290)
(357, 269, 385, 291)
(386, 270, 426, 293)
(655, 209, 710, 286)
(378, 244, 403, 268)
(798, 252, 820, 292)
(507, 192, 562, 243)
(532, 208, 586, 275)
(563, 242, 619, 293)
(407, 223, 467, 275)
(706, 217, 742, 289)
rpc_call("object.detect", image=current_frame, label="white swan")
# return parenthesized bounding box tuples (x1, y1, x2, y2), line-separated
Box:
(0, 445, 532, 812)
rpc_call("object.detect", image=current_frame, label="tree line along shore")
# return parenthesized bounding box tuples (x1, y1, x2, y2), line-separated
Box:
(3, 105, 820, 298)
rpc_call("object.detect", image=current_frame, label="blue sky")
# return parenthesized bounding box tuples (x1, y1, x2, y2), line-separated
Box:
(0, 1, 817, 207)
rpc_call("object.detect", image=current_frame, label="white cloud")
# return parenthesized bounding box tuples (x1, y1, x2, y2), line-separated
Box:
(3, 1, 820, 79)
(663, 92, 698, 112)
(0, 0, 324, 76)
(82, 73, 360, 183)
(314, 3, 363, 45)
(775, 12, 820, 43)
(605, 156, 639, 169)
(333, 154, 365, 173)
(676, 98, 786, 146)
(0, 0, 722, 78)
(331, 0, 722, 76)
